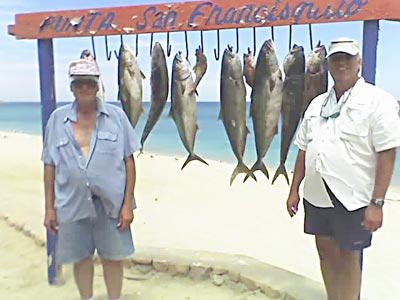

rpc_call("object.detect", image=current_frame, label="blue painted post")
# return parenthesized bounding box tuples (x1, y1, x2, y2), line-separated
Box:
(362, 20, 379, 84)
(38, 39, 58, 285)
(360, 20, 379, 300)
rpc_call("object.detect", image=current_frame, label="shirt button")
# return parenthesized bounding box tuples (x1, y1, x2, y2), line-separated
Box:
(88, 197, 91, 201)
(86, 182, 90, 187)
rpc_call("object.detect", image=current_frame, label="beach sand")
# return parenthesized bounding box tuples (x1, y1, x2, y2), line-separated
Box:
(0, 131, 399, 300)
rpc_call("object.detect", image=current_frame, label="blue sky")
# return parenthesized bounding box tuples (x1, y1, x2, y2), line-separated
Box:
(1, 0, 400, 102)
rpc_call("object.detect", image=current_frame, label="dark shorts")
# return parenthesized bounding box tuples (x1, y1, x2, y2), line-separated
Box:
(303, 185, 372, 250)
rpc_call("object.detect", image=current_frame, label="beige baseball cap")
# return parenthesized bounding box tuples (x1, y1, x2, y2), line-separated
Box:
(68, 59, 100, 82)
(326, 37, 360, 57)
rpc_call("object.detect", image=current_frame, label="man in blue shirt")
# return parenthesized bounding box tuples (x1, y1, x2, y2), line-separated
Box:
(42, 59, 141, 300)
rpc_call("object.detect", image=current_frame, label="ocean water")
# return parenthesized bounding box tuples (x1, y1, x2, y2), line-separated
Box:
(0, 101, 399, 185)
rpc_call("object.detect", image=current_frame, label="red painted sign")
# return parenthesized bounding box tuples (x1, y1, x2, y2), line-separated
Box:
(8, 0, 400, 40)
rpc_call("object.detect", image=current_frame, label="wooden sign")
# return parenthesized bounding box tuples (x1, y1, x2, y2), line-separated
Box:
(8, 0, 400, 39)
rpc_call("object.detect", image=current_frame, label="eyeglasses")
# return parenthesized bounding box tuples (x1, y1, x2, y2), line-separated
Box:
(320, 88, 353, 119)
(72, 80, 98, 89)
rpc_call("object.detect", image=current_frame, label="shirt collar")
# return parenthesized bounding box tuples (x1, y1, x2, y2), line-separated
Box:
(64, 98, 109, 123)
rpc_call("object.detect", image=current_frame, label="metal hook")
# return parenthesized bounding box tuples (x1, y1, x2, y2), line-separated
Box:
(214, 29, 220, 60)
(253, 27, 256, 54)
(166, 32, 172, 57)
(289, 25, 292, 51)
(200, 30, 204, 51)
(184, 30, 189, 59)
(104, 35, 112, 61)
(309, 24, 314, 51)
(271, 27, 275, 42)
(135, 34, 139, 57)
(91, 36, 97, 60)
(236, 28, 239, 53)
(150, 33, 154, 56)
(113, 34, 123, 59)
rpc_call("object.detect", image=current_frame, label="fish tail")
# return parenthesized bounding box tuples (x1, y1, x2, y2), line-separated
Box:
(245, 160, 269, 181)
(271, 163, 289, 185)
(137, 148, 144, 158)
(181, 153, 209, 170)
(230, 162, 255, 185)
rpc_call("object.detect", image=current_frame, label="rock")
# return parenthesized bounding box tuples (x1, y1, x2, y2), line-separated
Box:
(188, 262, 211, 280)
(168, 263, 190, 276)
(228, 270, 240, 282)
(212, 274, 225, 286)
(152, 259, 169, 272)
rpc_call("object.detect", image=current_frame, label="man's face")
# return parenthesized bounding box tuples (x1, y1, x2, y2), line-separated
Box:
(328, 52, 361, 83)
(71, 78, 99, 101)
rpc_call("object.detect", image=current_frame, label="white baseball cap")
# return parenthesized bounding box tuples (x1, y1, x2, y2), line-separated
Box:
(68, 59, 100, 78)
(326, 37, 360, 57)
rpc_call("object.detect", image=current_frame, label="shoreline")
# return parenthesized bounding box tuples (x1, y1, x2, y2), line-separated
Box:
(1, 130, 399, 201)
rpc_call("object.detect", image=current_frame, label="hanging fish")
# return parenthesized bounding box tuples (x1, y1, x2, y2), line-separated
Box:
(243, 48, 256, 89)
(140, 42, 169, 151)
(189, 45, 208, 95)
(302, 42, 328, 116)
(118, 43, 146, 128)
(170, 52, 208, 170)
(272, 45, 305, 185)
(245, 39, 284, 182)
(220, 46, 254, 185)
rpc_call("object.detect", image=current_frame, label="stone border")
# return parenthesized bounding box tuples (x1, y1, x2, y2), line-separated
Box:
(1, 216, 325, 300)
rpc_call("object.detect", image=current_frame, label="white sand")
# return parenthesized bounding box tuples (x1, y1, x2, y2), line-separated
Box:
(0, 131, 399, 300)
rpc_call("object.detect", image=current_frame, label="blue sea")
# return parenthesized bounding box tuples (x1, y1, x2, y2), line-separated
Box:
(0, 101, 399, 185)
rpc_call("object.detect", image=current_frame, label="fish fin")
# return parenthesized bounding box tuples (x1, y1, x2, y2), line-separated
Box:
(246, 126, 251, 135)
(230, 162, 253, 186)
(181, 153, 208, 170)
(196, 123, 199, 131)
(272, 164, 289, 185)
(140, 70, 146, 79)
(195, 89, 199, 96)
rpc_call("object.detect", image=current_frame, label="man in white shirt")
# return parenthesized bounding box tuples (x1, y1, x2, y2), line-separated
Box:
(286, 38, 400, 300)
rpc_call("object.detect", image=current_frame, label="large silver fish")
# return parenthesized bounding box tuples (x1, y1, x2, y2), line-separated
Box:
(80, 49, 105, 101)
(220, 46, 254, 185)
(245, 39, 283, 181)
(302, 42, 328, 116)
(118, 43, 146, 128)
(140, 42, 169, 151)
(272, 45, 305, 185)
(170, 52, 208, 169)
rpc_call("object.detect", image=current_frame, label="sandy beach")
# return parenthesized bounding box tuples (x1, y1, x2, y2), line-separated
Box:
(1, 131, 399, 300)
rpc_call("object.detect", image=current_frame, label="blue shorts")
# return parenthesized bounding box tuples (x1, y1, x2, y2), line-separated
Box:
(56, 199, 134, 264)
(303, 184, 372, 250)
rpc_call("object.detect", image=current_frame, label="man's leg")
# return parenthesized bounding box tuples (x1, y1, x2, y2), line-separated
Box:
(337, 249, 361, 300)
(101, 259, 123, 300)
(316, 236, 341, 300)
(73, 256, 94, 300)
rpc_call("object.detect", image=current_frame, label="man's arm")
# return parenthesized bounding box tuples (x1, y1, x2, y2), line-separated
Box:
(364, 148, 396, 232)
(43, 164, 58, 235)
(118, 154, 136, 230)
(286, 150, 306, 217)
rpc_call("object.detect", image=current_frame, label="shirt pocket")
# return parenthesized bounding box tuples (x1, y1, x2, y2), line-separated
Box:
(55, 138, 74, 165)
(340, 107, 369, 142)
(305, 115, 320, 142)
(97, 131, 118, 153)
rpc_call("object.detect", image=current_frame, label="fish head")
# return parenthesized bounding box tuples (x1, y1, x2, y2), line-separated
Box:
(260, 39, 279, 73)
(151, 42, 165, 63)
(283, 44, 305, 76)
(222, 46, 242, 77)
(119, 43, 136, 64)
(80, 49, 95, 61)
(306, 44, 327, 74)
(243, 48, 256, 68)
(173, 51, 191, 80)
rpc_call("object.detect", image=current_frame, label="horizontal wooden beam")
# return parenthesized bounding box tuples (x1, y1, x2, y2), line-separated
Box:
(8, 0, 400, 39)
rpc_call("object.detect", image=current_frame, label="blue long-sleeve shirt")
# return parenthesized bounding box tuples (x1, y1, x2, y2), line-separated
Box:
(42, 99, 141, 223)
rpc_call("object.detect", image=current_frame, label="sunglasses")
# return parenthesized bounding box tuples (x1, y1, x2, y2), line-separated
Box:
(72, 80, 98, 89)
(320, 88, 353, 119)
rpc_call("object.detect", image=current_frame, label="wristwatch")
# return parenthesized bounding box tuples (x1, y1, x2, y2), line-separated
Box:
(371, 198, 385, 207)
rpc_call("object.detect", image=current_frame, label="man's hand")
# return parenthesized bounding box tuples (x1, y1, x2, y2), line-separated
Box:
(44, 208, 58, 235)
(117, 203, 134, 230)
(286, 192, 300, 218)
(363, 204, 383, 232)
